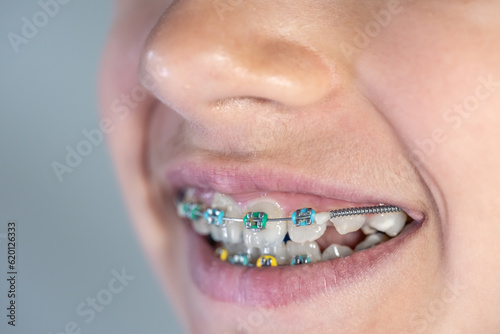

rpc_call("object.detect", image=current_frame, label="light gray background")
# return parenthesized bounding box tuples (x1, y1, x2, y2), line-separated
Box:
(1, 1, 184, 333)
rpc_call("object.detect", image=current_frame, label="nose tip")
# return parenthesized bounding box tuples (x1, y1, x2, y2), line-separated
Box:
(140, 2, 334, 117)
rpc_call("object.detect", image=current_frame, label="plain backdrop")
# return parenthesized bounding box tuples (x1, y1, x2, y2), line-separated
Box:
(0, 1, 184, 333)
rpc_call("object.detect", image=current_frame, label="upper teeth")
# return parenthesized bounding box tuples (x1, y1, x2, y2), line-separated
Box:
(177, 190, 409, 266)
(330, 215, 367, 235)
(211, 193, 244, 243)
(242, 198, 287, 248)
(287, 218, 327, 243)
(367, 211, 407, 237)
(192, 217, 211, 236)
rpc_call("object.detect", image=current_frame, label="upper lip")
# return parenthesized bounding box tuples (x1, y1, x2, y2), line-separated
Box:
(164, 157, 425, 222)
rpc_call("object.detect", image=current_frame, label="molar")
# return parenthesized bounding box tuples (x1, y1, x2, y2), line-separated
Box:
(367, 211, 407, 237)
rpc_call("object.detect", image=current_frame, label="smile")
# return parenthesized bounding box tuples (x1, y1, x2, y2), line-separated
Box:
(177, 188, 410, 267)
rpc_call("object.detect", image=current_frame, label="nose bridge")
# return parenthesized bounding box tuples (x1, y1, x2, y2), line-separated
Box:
(140, 1, 337, 118)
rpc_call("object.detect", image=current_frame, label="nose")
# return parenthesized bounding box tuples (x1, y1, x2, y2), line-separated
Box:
(140, 1, 336, 122)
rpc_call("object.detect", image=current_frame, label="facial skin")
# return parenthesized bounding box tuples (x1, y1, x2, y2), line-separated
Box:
(99, 0, 500, 333)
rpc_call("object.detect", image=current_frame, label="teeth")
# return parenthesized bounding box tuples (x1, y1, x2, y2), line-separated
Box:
(209, 225, 224, 242)
(315, 212, 331, 225)
(367, 211, 407, 237)
(361, 222, 378, 235)
(223, 242, 261, 263)
(354, 232, 390, 251)
(321, 244, 354, 261)
(331, 215, 367, 235)
(243, 198, 287, 248)
(286, 211, 331, 244)
(222, 242, 246, 254)
(286, 241, 321, 262)
(210, 193, 244, 243)
(259, 241, 288, 265)
(179, 189, 407, 266)
(192, 218, 211, 235)
(287, 220, 326, 243)
(177, 203, 186, 217)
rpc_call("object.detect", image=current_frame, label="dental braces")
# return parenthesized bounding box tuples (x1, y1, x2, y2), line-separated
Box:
(177, 199, 403, 230)
(216, 250, 312, 267)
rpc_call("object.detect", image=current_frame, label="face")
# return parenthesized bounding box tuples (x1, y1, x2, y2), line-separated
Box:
(99, 0, 500, 332)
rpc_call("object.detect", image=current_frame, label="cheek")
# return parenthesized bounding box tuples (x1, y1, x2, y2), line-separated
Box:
(356, 4, 500, 167)
(355, 2, 500, 287)
(148, 105, 186, 180)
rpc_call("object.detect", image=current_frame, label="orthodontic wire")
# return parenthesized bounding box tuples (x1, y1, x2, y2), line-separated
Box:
(178, 198, 405, 266)
(182, 202, 402, 223)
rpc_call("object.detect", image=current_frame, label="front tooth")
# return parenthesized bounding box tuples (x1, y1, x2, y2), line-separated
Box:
(321, 244, 353, 261)
(210, 193, 244, 243)
(287, 220, 326, 243)
(331, 215, 366, 235)
(243, 198, 287, 248)
(286, 241, 321, 262)
(367, 211, 407, 237)
(259, 242, 287, 265)
(354, 232, 390, 251)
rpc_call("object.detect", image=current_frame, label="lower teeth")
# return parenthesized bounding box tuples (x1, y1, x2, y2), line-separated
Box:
(177, 191, 411, 267)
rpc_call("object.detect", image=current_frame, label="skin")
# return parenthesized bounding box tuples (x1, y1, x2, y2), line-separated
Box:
(99, 0, 500, 333)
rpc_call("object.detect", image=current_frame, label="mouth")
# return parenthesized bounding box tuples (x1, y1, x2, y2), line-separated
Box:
(164, 162, 426, 307)
(178, 187, 411, 266)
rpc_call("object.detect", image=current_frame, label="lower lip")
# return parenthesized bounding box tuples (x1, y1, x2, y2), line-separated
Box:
(186, 220, 421, 308)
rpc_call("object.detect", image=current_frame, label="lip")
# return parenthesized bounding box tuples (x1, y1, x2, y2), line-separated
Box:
(163, 157, 428, 307)
(186, 218, 421, 307)
(164, 159, 425, 222)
